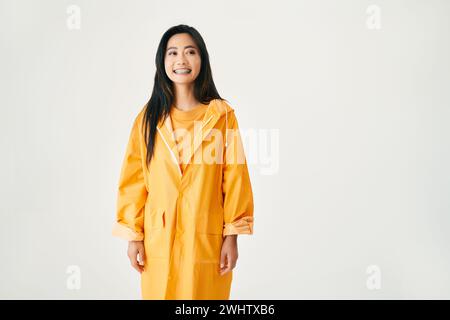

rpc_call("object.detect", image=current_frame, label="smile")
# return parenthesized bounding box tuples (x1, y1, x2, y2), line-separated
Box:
(173, 68, 191, 74)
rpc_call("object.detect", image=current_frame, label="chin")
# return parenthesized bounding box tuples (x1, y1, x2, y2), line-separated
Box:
(172, 79, 195, 85)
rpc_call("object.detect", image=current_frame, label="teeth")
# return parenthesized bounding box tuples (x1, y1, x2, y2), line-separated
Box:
(174, 69, 191, 74)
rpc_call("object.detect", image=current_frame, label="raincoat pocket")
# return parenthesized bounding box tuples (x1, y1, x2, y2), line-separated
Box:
(145, 208, 168, 259)
(146, 207, 165, 230)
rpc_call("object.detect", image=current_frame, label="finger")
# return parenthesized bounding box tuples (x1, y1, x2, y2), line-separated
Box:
(228, 258, 236, 270)
(220, 263, 231, 275)
(131, 260, 143, 273)
(220, 254, 231, 275)
(138, 247, 146, 266)
(220, 250, 227, 270)
(219, 255, 227, 274)
(129, 253, 143, 273)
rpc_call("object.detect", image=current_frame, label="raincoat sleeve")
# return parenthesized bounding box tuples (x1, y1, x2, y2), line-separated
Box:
(222, 111, 254, 236)
(112, 113, 148, 241)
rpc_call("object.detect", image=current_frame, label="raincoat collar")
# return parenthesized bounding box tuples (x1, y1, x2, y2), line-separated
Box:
(156, 99, 232, 176)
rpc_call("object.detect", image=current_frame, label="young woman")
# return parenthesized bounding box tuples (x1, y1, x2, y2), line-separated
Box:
(112, 24, 254, 300)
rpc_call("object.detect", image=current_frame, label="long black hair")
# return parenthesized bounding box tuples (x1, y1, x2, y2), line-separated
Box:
(142, 24, 223, 169)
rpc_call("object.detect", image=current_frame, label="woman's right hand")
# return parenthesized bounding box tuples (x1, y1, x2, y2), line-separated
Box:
(127, 240, 145, 273)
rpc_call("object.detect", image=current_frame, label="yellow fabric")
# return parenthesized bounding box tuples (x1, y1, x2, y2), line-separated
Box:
(113, 99, 254, 300)
(170, 103, 208, 174)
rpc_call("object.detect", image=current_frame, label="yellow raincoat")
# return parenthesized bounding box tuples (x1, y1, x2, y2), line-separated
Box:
(112, 99, 254, 299)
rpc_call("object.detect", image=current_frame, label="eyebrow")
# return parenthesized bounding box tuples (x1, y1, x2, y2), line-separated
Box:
(166, 45, 197, 52)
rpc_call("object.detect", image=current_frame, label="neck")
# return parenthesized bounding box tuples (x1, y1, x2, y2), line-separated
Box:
(173, 83, 199, 111)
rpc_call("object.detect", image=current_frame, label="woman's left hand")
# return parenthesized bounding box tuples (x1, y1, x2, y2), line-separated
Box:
(219, 235, 238, 275)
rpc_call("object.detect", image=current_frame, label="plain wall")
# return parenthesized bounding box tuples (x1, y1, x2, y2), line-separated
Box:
(1, 0, 449, 299)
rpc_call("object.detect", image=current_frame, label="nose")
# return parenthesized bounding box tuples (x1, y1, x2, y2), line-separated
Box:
(175, 53, 188, 65)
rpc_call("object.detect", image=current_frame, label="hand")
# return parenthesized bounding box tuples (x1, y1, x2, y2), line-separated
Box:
(219, 235, 238, 276)
(127, 240, 145, 273)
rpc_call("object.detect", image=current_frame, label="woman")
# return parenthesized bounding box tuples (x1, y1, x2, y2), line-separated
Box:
(112, 24, 254, 300)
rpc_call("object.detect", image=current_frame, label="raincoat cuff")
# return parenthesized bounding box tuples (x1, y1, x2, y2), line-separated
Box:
(112, 222, 144, 241)
(223, 216, 254, 236)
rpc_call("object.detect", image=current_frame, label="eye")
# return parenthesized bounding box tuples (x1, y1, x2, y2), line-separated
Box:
(168, 51, 177, 56)
(187, 50, 196, 55)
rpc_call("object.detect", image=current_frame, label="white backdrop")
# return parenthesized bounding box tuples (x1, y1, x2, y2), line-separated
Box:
(1, 0, 450, 299)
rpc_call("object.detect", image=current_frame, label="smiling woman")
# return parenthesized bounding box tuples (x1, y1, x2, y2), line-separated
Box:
(113, 24, 254, 300)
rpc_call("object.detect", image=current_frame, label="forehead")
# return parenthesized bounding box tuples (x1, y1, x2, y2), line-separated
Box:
(166, 33, 197, 49)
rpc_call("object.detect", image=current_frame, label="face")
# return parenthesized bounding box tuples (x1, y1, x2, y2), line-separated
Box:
(164, 33, 201, 85)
